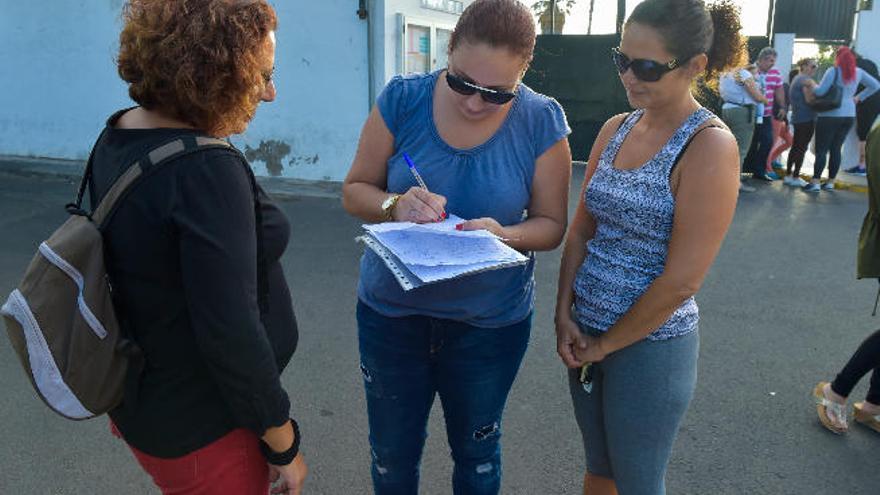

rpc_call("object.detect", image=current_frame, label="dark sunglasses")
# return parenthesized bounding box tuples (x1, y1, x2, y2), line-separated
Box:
(445, 71, 517, 105)
(611, 47, 682, 82)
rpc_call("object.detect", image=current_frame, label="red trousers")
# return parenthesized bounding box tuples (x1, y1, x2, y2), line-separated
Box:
(112, 423, 270, 495)
(767, 118, 794, 171)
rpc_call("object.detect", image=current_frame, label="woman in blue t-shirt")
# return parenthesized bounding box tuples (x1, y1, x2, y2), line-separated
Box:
(342, 1, 571, 492)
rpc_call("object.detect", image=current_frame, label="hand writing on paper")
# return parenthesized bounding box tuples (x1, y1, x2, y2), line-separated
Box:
(394, 187, 447, 223)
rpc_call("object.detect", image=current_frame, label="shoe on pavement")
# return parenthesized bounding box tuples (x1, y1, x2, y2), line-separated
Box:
(853, 402, 880, 433)
(783, 176, 794, 186)
(803, 182, 821, 193)
(847, 168, 867, 177)
(814, 382, 848, 434)
(754, 174, 775, 182)
(766, 171, 780, 180)
(791, 177, 808, 187)
(821, 182, 835, 191)
(739, 182, 756, 192)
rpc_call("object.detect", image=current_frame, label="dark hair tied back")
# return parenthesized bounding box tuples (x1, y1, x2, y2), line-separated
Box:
(627, 0, 746, 81)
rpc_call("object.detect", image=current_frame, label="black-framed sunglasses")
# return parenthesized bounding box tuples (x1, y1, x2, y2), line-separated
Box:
(445, 70, 517, 105)
(611, 47, 682, 82)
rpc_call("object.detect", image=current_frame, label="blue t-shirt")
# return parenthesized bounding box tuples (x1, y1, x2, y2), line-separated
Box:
(357, 70, 571, 328)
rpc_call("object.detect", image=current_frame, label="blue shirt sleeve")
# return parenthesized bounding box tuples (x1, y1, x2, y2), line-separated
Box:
(376, 76, 406, 137)
(814, 67, 836, 97)
(535, 98, 571, 158)
(856, 68, 880, 102)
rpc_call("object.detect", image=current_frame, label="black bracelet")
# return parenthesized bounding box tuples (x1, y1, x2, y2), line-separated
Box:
(260, 418, 301, 466)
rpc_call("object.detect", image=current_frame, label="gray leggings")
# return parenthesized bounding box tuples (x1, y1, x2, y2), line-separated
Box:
(568, 330, 699, 495)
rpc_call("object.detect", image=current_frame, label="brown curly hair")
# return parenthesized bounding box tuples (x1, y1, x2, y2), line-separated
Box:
(117, 0, 277, 136)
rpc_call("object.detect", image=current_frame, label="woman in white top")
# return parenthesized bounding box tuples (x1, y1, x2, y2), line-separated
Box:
(719, 63, 768, 192)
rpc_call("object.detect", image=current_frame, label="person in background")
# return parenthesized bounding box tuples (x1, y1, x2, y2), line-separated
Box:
(784, 58, 818, 187)
(845, 50, 880, 176)
(720, 61, 767, 192)
(765, 70, 795, 175)
(813, 114, 880, 434)
(342, 1, 571, 493)
(804, 46, 879, 192)
(555, 0, 741, 493)
(743, 46, 786, 182)
(98, 1, 307, 494)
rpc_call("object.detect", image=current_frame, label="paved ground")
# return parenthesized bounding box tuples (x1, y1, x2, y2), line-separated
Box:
(0, 164, 878, 494)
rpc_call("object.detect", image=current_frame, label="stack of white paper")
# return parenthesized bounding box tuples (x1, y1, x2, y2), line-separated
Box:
(358, 214, 529, 291)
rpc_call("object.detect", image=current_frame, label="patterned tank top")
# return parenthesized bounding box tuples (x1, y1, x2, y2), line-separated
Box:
(574, 107, 715, 340)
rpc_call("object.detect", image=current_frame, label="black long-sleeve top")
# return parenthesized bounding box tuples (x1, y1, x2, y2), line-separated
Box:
(90, 111, 298, 457)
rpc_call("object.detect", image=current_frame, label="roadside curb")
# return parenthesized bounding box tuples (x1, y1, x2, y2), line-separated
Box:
(0, 155, 342, 199)
(572, 161, 868, 194)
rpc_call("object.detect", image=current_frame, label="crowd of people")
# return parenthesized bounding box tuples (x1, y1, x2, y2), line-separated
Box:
(720, 45, 880, 193)
(11, 0, 880, 494)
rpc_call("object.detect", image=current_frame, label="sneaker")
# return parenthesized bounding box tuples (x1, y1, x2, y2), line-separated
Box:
(845, 165, 867, 175)
(739, 182, 756, 193)
(821, 182, 835, 191)
(766, 171, 780, 180)
(791, 177, 808, 187)
(783, 175, 794, 186)
(754, 173, 775, 182)
(803, 182, 821, 193)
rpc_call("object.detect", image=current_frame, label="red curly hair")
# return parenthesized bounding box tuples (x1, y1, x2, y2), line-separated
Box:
(835, 46, 857, 84)
(117, 0, 277, 136)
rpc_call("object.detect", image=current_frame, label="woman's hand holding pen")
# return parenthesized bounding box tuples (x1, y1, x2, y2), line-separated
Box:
(393, 186, 447, 223)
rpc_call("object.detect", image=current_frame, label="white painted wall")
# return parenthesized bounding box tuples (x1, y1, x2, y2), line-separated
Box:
(0, 0, 130, 161)
(856, 5, 880, 64)
(376, 0, 474, 98)
(773, 33, 796, 75)
(0, 0, 370, 181)
(841, 4, 880, 169)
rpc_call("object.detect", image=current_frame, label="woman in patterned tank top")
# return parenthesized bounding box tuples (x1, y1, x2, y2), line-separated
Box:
(555, 1, 743, 494)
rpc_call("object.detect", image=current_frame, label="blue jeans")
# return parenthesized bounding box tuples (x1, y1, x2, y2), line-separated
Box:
(357, 301, 531, 495)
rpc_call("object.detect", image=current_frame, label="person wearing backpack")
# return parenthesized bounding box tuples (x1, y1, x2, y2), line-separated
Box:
(56, 1, 304, 493)
(803, 46, 879, 192)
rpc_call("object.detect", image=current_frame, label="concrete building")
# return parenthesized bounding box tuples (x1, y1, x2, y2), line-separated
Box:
(0, 0, 473, 181)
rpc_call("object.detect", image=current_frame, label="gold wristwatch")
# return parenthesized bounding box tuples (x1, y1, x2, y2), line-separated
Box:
(381, 194, 401, 221)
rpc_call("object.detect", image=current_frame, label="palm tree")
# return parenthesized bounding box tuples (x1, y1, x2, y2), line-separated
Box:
(531, 0, 577, 34)
(587, 0, 596, 35)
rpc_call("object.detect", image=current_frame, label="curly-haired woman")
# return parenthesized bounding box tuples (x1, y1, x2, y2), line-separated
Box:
(94, 1, 306, 494)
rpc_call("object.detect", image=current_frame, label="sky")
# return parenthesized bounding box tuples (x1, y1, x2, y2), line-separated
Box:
(523, 0, 772, 36)
(522, 0, 822, 60)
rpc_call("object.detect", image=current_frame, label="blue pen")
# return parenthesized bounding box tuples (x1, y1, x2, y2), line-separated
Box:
(402, 153, 429, 191)
(402, 152, 446, 220)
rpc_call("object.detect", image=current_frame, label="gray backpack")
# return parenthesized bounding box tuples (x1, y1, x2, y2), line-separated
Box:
(1, 134, 253, 419)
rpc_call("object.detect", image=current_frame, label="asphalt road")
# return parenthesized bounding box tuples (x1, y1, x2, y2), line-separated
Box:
(0, 167, 877, 494)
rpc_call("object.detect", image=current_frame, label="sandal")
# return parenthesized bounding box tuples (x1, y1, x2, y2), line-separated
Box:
(853, 402, 880, 434)
(813, 382, 848, 434)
